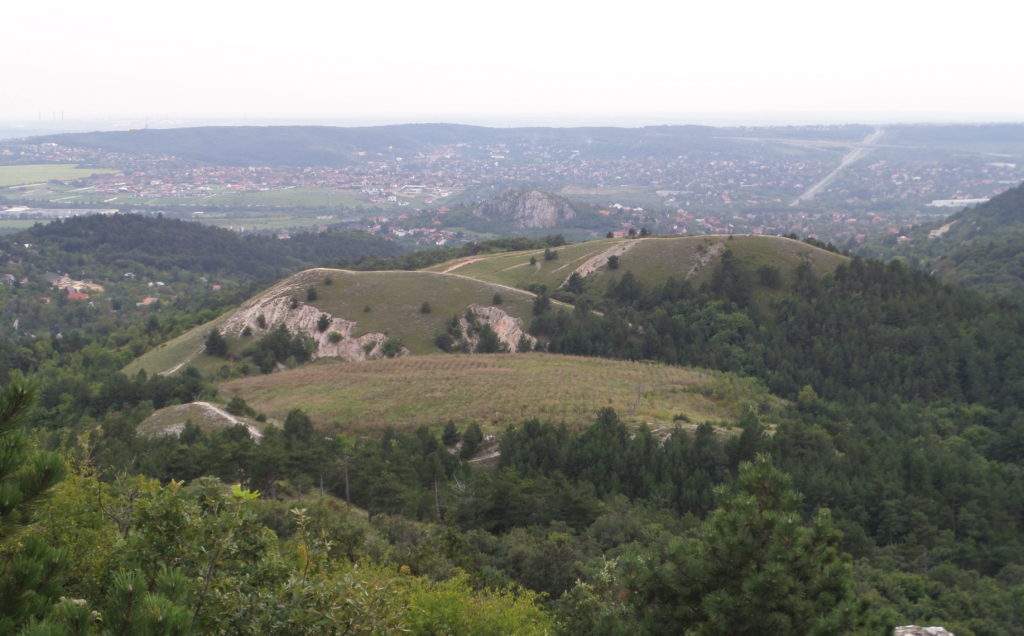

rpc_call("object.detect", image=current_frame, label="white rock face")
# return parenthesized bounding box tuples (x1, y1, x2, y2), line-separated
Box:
(894, 626, 956, 636)
(458, 304, 536, 352)
(473, 189, 576, 229)
(219, 295, 395, 362)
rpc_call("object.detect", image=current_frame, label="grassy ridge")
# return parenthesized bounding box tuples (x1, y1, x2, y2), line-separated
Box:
(425, 235, 847, 291)
(219, 353, 779, 434)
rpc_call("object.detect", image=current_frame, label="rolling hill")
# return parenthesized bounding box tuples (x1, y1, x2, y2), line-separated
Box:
(125, 234, 847, 377)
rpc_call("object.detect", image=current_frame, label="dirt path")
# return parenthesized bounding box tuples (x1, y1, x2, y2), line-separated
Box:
(194, 401, 264, 440)
(685, 242, 725, 279)
(562, 240, 639, 287)
(441, 257, 486, 273)
(162, 344, 206, 376)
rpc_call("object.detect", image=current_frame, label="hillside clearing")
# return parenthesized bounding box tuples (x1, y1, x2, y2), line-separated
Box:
(219, 353, 780, 435)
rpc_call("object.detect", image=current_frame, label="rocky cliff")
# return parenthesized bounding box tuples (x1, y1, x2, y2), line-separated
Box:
(472, 189, 576, 229)
(457, 304, 536, 352)
(218, 295, 397, 362)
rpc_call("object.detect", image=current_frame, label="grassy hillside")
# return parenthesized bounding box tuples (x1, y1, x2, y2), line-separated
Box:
(125, 267, 543, 375)
(219, 353, 779, 434)
(426, 235, 847, 292)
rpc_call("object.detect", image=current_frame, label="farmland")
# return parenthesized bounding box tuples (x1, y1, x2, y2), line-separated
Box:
(0, 163, 117, 187)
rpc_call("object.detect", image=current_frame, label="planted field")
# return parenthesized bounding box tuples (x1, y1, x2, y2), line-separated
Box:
(0, 163, 117, 187)
(219, 353, 779, 434)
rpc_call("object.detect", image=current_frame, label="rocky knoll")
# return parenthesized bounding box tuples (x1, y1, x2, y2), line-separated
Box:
(218, 295, 393, 361)
(472, 189, 576, 229)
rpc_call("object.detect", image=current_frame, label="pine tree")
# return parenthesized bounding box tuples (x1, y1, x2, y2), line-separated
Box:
(633, 454, 869, 635)
(0, 379, 67, 633)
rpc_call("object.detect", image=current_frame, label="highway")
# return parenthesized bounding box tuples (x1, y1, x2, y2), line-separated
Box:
(790, 128, 885, 206)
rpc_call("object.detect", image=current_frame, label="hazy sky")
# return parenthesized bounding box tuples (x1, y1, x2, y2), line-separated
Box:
(3, 0, 1023, 126)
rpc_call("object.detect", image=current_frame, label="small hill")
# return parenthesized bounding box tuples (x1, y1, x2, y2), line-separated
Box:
(136, 401, 266, 440)
(219, 353, 780, 434)
(868, 181, 1024, 296)
(427, 234, 847, 293)
(124, 267, 544, 376)
(472, 190, 577, 229)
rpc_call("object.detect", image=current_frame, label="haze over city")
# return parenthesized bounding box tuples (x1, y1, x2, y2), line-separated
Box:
(3, 0, 1022, 129)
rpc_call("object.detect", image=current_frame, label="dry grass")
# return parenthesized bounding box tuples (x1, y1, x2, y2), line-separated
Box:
(219, 353, 780, 435)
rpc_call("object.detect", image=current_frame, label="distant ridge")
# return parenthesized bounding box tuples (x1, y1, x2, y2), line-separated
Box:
(20, 123, 875, 166)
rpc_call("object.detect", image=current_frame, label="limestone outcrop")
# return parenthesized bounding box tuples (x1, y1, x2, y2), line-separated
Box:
(218, 295, 397, 362)
(473, 189, 576, 229)
(457, 304, 536, 353)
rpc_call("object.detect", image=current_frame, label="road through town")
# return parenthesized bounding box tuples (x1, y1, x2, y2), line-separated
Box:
(790, 128, 885, 206)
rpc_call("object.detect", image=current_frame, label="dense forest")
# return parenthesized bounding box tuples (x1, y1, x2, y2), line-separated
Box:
(2, 214, 401, 281)
(3, 224, 1024, 633)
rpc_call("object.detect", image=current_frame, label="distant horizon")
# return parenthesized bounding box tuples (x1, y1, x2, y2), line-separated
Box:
(2, 112, 1023, 140)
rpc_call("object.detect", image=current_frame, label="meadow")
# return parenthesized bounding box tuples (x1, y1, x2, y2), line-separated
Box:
(219, 353, 779, 434)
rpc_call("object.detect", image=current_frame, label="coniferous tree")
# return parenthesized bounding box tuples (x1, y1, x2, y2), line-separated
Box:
(633, 455, 869, 635)
(0, 380, 66, 633)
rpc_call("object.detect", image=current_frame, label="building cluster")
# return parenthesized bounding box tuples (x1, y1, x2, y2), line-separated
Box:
(4, 136, 1023, 247)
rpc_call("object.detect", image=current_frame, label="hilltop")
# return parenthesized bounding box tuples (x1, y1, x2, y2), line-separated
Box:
(427, 234, 847, 294)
